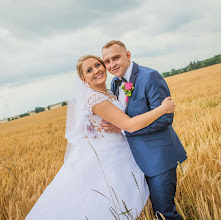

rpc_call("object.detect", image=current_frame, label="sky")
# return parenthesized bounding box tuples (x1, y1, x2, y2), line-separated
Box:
(0, 0, 221, 119)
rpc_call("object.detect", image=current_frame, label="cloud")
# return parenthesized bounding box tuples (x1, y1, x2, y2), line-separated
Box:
(0, 0, 143, 86)
(0, 27, 108, 86)
(0, 0, 142, 38)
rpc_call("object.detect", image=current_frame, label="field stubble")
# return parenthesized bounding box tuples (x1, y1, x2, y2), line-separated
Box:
(0, 64, 221, 220)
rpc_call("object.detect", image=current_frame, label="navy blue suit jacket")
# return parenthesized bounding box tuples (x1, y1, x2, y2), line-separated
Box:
(111, 62, 187, 177)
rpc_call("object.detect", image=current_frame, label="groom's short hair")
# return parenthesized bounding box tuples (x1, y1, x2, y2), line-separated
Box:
(102, 40, 127, 51)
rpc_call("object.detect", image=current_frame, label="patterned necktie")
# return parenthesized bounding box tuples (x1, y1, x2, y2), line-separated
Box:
(114, 77, 127, 86)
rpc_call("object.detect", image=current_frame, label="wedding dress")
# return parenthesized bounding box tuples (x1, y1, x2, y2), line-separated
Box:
(25, 84, 149, 220)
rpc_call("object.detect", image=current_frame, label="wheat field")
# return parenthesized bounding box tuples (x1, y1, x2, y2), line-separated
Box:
(0, 64, 221, 220)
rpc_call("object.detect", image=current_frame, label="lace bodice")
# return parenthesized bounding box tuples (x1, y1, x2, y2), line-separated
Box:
(85, 89, 125, 141)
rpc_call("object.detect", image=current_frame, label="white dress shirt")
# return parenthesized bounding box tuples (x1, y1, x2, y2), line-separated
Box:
(118, 61, 133, 135)
(118, 61, 134, 110)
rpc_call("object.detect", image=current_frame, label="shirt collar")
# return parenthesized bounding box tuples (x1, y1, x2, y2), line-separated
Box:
(120, 61, 133, 82)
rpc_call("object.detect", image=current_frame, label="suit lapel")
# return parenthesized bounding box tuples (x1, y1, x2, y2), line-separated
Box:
(111, 77, 119, 97)
(116, 84, 120, 97)
(125, 62, 138, 114)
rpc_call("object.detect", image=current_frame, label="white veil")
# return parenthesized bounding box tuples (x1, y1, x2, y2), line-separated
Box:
(64, 76, 92, 162)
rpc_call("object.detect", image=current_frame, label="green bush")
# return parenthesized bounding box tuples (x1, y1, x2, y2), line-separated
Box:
(34, 107, 45, 113)
(19, 113, 30, 118)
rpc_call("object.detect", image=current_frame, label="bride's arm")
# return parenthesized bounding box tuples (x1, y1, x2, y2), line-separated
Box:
(92, 97, 174, 133)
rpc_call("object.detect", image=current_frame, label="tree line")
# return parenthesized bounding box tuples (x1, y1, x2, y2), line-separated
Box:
(7, 102, 67, 121)
(162, 54, 221, 78)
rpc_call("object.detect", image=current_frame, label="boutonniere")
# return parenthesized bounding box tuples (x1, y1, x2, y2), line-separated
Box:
(121, 82, 134, 104)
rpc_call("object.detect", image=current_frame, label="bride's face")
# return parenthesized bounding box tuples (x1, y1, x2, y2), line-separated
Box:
(81, 58, 107, 88)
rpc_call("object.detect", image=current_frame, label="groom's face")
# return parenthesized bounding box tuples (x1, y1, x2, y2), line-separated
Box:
(102, 44, 131, 78)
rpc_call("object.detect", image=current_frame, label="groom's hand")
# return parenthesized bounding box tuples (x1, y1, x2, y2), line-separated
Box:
(99, 119, 121, 133)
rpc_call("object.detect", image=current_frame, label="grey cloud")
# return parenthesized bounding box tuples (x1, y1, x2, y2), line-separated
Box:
(0, 0, 142, 86)
(0, 27, 107, 86)
(92, 0, 199, 34)
(113, 0, 221, 58)
(0, 0, 142, 38)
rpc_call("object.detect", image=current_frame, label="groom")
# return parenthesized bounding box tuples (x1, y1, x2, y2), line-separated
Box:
(100, 40, 187, 219)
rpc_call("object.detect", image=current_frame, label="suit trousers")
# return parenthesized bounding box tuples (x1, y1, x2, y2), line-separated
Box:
(145, 168, 182, 220)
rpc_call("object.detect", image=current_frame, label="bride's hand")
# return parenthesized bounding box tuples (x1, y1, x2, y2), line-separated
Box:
(99, 119, 122, 133)
(161, 97, 175, 114)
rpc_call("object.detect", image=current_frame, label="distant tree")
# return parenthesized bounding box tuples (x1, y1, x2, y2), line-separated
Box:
(187, 61, 194, 71)
(62, 102, 67, 106)
(162, 72, 170, 78)
(34, 107, 45, 113)
(19, 113, 30, 118)
(195, 61, 201, 69)
(171, 69, 178, 75)
(192, 61, 197, 69)
(170, 69, 175, 75)
(202, 60, 208, 68)
(7, 118, 10, 121)
(48, 106, 51, 110)
(218, 55, 221, 63)
(182, 67, 187, 73)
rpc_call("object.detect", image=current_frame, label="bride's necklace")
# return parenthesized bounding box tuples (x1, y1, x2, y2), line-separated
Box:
(91, 88, 117, 100)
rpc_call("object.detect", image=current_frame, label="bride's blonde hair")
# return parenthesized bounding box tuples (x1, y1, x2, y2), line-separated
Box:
(76, 55, 106, 79)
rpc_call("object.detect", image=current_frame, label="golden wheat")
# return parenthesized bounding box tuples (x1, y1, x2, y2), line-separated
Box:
(0, 64, 221, 220)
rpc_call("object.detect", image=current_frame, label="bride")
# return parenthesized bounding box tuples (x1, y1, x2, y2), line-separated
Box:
(25, 55, 175, 220)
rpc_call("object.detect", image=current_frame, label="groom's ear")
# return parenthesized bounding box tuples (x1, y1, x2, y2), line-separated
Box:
(126, 51, 131, 61)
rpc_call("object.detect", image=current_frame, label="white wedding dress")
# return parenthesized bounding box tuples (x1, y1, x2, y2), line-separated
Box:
(25, 89, 149, 220)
